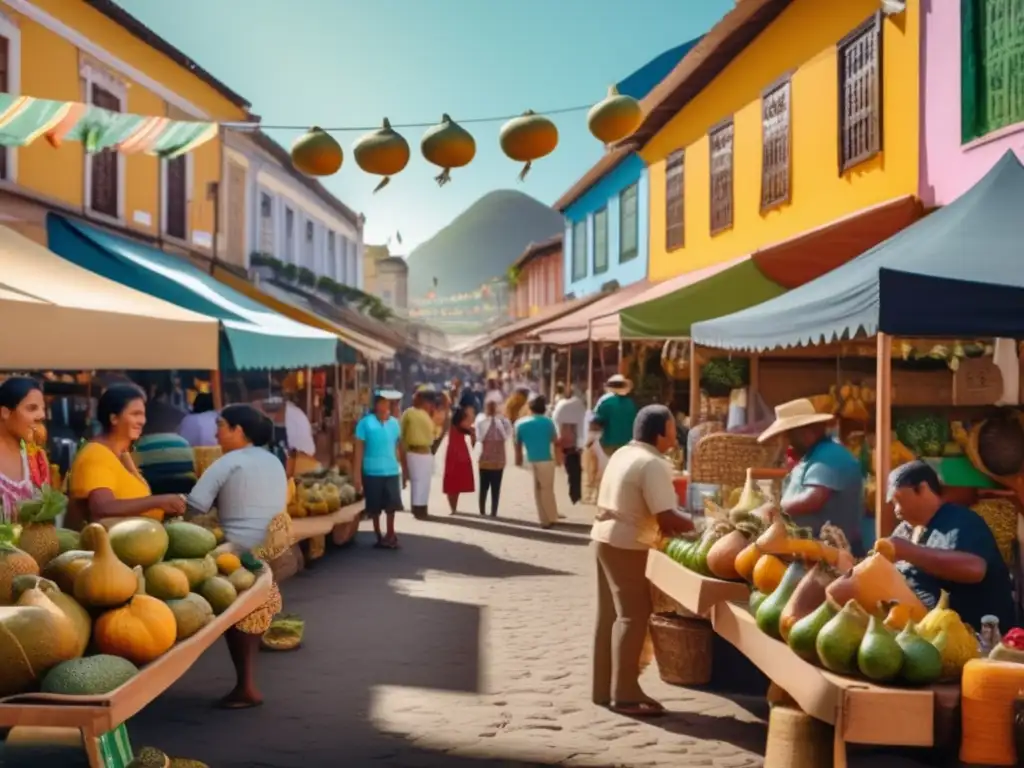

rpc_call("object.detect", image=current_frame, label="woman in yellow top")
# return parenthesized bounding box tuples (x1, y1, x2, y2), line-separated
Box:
(68, 384, 186, 529)
(401, 388, 438, 519)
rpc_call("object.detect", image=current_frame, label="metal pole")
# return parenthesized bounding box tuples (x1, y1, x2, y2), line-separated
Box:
(586, 319, 594, 409)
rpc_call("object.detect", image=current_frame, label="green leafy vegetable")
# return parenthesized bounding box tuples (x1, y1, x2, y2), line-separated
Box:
(17, 484, 68, 524)
(895, 415, 950, 458)
(0, 523, 16, 546)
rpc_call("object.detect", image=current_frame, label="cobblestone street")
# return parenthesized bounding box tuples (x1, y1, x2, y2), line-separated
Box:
(128, 460, 931, 767)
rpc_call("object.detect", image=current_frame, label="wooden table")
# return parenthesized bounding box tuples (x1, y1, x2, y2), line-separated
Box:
(288, 501, 364, 546)
(645, 549, 750, 616)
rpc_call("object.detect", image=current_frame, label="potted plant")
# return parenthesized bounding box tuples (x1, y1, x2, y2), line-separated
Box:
(297, 267, 316, 288)
(249, 252, 283, 282)
(281, 262, 298, 283)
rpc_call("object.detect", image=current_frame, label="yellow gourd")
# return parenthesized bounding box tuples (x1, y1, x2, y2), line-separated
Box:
(916, 589, 980, 679)
(960, 659, 1024, 766)
(216, 553, 242, 575)
(752, 554, 787, 594)
(734, 541, 762, 583)
(825, 552, 928, 622)
(94, 567, 176, 666)
(15, 583, 79, 659)
(586, 85, 642, 144)
(73, 524, 138, 608)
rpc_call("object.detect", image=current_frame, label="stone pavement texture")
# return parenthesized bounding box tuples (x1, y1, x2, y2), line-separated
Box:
(126, 458, 935, 768)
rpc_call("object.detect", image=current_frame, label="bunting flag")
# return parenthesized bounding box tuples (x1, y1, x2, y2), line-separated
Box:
(0, 93, 218, 157)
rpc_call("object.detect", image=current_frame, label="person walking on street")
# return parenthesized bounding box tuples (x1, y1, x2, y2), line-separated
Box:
(591, 404, 694, 717)
(592, 374, 638, 458)
(474, 399, 511, 516)
(442, 405, 476, 514)
(484, 377, 504, 410)
(552, 386, 587, 504)
(401, 387, 438, 519)
(354, 390, 404, 549)
(514, 394, 561, 528)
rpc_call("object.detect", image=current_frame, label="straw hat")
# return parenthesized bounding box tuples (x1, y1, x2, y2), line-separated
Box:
(373, 388, 403, 401)
(605, 374, 634, 394)
(758, 398, 834, 444)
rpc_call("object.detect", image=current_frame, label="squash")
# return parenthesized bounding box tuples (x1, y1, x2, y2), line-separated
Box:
(587, 84, 642, 145)
(916, 589, 981, 679)
(353, 118, 410, 193)
(15, 581, 80, 659)
(108, 517, 169, 568)
(143, 563, 190, 601)
(751, 554, 787, 595)
(290, 126, 343, 177)
(706, 523, 759, 581)
(816, 599, 871, 674)
(165, 593, 214, 641)
(420, 114, 476, 186)
(755, 519, 855, 571)
(499, 110, 558, 180)
(0, 540, 39, 604)
(881, 600, 912, 632)
(94, 567, 177, 666)
(73, 524, 139, 609)
(755, 560, 807, 639)
(825, 552, 928, 623)
(216, 553, 242, 576)
(787, 600, 837, 662)
(11, 575, 91, 658)
(779, 562, 838, 642)
(734, 541, 762, 583)
(41, 550, 92, 594)
(0, 603, 77, 696)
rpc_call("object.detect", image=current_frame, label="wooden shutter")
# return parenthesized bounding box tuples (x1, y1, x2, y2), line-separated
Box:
(665, 149, 685, 250)
(709, 120, 734, 234)
(979, 0, 1024, 136)
(593, 208, 608, 274)
(619, 184, 638, 261)
(165, 155, 187, 239)
(838, 15, 883, 172)
(761, 78, 791, 209)
(226, 160, 246, 265)
(0, 36, 8, 181)
(90, 84, 121, 218)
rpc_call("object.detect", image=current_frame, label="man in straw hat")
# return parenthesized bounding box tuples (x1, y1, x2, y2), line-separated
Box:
(760, 398, 864, 552)
(592, 374, 638, 458)
(401, 385, 439, 519)
(354, 388, 405, 549)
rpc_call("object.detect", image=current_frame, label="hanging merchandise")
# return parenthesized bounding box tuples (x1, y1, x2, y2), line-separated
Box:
(353, 118, 411, 193)
(420, 114, 476, 187)
(587, 85, 642, 145)
(290, 126, 343, 176)
(499, 110, 558, 181)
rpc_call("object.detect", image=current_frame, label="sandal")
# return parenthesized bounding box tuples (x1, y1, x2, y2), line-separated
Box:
(609, 701, 665, 718)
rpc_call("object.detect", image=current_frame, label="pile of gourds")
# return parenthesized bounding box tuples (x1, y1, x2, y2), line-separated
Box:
(287, 469, 358, 519)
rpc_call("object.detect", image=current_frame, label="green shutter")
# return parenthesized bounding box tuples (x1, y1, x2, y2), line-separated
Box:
(962, 0, 980, 143)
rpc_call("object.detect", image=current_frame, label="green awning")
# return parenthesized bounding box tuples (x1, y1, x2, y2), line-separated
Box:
(46, 215, 339, 370)
(620, 257, 785, 339)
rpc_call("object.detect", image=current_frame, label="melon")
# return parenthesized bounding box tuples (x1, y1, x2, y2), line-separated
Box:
(55, 528, 80, 554)
(227, 568, 256, 592)
(41, 550, 92, 593)
(40, 653, 138, 695)
(0, 604, 76, 696)
(165, 593, 214, 641)
(198, 576, 237, 615)
(0, 543, 39, 605)
(165, 556, 217, 589)
(164, 523, 217, 559)
(10, 575, 91, 657)
(143, 563, 190, 600)
(109, 518, 169, 567)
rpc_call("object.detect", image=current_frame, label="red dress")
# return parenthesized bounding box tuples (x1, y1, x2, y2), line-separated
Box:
(443, 426, 475, 494)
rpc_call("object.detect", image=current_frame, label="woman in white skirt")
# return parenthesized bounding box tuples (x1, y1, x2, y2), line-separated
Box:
(401, 387, 439, 519)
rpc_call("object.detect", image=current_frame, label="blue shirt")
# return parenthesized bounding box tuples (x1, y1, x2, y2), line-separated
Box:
(515, 415, 556, 463)
(781, 437, 864, 548)
(355, 414, 401, 477)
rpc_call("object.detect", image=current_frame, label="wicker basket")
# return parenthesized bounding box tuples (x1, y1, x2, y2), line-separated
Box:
(648, 614, 713, 686)
(763, 705, 832, 768)
(690, 432, 784, 489)
(306, 533, 326, 561)
(650, 584, 700, 619)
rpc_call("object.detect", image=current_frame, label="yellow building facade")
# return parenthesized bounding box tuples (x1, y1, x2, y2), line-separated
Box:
(642, 0, 920, 282)
(0, 0, 250, 252)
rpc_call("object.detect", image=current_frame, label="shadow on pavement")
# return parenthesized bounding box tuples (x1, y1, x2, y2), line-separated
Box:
(453, 512, 595, 534)
(432, 514, 591, 547)
(645, 708, 767, 755)
(126, 530, 573, 768)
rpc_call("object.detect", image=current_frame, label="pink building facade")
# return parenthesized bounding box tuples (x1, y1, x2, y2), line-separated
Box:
(922, 0, 1024, 206)
(510, 235, 564, 320)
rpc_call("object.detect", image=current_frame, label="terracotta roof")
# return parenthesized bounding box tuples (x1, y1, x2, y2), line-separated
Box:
(84, 0, 251, 111)
(552, 146, 633, 213)
(624, 0, 794, 150)
(510, 233, 564, 270)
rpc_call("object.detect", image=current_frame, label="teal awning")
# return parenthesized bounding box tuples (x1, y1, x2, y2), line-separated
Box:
(46, 215, 339, 370)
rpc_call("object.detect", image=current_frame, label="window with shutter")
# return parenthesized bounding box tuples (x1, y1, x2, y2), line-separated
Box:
(571, 220, 587, 281)
(761, 79, 791, 209)
(619, 183, 639, 262)
(838, 16, 883, 171)
(327, 231, 336, 279)
(0, 35, 8, 181)
(90, 84, 121, 218)
(593, 208, 608, 274)
(963, 0, 1024, 141)
(259, 192, 275, 253)
(709, 120, 734, 234)
(665, 150, 685, 251)
(284, 208, 295, 262)
(305, 220, 315, 268)
(165, 155, 187, 239)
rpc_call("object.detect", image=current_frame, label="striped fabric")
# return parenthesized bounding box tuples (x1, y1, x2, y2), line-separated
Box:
(98, 724, 134, 768)
(133, 433, 196, 481)
(0, 93, 218, 158)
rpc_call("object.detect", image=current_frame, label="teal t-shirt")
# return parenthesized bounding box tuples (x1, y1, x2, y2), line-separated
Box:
(781, 438, 864, 549)
(355, 414, 401, 476)
(594, 393, 637, 448)
(515, 415, 556, 463)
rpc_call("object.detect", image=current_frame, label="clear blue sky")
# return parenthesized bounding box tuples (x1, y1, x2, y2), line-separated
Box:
(115, 0, 731, 251)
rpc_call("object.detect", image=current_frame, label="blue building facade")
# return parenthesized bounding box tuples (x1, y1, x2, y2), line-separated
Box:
(559, 38, 701, 298)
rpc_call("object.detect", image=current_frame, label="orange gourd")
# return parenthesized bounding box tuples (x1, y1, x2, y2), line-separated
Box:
(353, 118, 410, 193)
(705, 528, 749, 580)
(290, 127, 343, 177)
(94, 567, 176, 666)
(872, 538, 897, 562)
(825, 552, 928, 622)
(499, 110, 558, 181)
(755, 519, 856, 572)
(420, 114, 476, 187)
(587, 85, 642, 145)
(73, 523, 138, 608)
(734, 541, 762, 583)
(216, 553, 242, 575)
(752, 554, 787, 594)
(881, 600, 912, 632)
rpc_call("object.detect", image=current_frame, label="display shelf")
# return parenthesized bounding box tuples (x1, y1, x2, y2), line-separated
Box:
(289, 501, 364, 545)
(645, 550, 750, 617)
(711, 600, 938, 768)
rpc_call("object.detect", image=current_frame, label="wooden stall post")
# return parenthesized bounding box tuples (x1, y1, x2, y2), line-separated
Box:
(688, 341, 702, 426)
(305, 367, 313, 417)
(565, 345, 572, 389)
(209, 370, 223, 409)
(875, 333, 894, 540)
(586, 319, 595, 408)
(749, 355, 760, 408)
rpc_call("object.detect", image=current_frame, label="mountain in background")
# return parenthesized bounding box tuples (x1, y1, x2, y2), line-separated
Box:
(406, 189, 564, 298)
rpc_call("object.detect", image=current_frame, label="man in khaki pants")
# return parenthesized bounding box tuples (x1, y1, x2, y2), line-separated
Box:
(514, 394, 561, 528)
(591, 404, 693, 717)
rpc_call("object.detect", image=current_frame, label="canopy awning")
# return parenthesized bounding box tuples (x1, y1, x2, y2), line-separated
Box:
(46, 215, 338, 370)
(692, 153, 1024, 351)
(527, 280, 654, 346)
(621, 195, 923, 340)
(212, 268, 397, 362)
(469, 293, 609, 353)
(0, 225, 218, 370)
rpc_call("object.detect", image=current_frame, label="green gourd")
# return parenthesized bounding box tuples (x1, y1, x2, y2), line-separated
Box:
(755, 560, 807, 639)
(788, 600, 838, 662)
(857, 615, 904, 682)
(896, 621, 943, 685)
(748, 590, 768, 615)
(816, 599, 871, 674)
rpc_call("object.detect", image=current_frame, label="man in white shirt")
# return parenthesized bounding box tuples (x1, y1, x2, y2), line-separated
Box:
(284, 399, 317, 458)
(591, 404, 692, 717)
(552, 386, 587, 504)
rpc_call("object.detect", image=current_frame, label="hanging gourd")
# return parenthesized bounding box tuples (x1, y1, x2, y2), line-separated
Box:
(587, 85, 642, 145)
(290, 127, 343, 177)
(420, 114, 476, 187)
(353, 118, 410, 193)
(499, 110, 558, 181)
